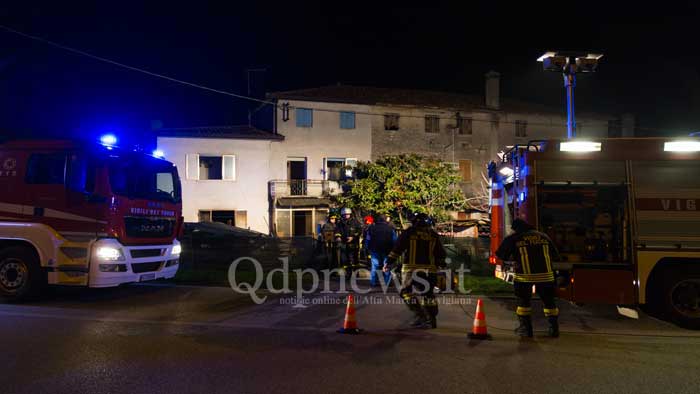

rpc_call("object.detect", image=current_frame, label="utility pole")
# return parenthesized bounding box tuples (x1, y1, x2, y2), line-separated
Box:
(538, 51, 603, 139)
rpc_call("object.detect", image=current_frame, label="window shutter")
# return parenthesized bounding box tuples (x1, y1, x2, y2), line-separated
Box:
(235, 210, 248, 229)
(344, 158, 357, 178)
(340, 112, 355, 129)
(222, 155, 236, 180)
(459, 159, 472, 182)
(186, 154, 200, 180)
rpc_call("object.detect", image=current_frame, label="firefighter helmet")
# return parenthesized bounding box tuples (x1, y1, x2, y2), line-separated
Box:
(340, 207, 352, 216)
(411, 212, 433, 227)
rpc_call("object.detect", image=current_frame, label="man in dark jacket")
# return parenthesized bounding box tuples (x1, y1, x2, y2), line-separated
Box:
(365, 214, 397, 286)
(496, 218, 562, 338)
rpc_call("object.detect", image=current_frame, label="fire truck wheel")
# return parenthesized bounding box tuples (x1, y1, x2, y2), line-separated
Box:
(0, 246, 44, 302)
(662, 269, 700, 330)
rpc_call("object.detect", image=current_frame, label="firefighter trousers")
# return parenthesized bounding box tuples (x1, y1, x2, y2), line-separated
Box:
(514, 281, 559, 318)
(400, 271, 438, 321)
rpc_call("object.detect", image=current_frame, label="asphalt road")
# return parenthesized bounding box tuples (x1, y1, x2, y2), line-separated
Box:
(2, 283, 700, 394)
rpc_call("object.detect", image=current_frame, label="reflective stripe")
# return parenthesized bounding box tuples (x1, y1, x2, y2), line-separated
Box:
(409, 239, 416, 265)
(519, 247, 531, 274)
(544, 308, 559, 317)
(544, 244, 552, 272)
(514, 272, 555, 283)
(516, 306, 532, 316)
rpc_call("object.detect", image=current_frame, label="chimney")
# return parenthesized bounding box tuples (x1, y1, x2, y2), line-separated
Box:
(485, 71, 500, 110)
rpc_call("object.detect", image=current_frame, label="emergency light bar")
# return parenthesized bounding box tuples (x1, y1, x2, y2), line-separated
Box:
(559, 141, 601, 152)
(664, 141, 700, 152)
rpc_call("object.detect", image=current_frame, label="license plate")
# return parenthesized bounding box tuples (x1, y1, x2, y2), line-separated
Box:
(140, 273, 156, 282)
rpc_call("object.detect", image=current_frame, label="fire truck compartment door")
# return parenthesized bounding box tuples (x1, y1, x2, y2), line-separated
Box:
(571, 265, 636, 304)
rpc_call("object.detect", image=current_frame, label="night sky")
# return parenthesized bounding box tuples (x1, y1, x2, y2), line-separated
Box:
(1, 1, 699, 148)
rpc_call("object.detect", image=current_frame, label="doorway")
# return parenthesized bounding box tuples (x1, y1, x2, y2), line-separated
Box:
(293, 211, 312, 237)
(287, 158, 307, 196)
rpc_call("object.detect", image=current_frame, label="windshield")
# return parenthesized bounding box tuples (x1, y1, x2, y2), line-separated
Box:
(108, 154, 182, 203)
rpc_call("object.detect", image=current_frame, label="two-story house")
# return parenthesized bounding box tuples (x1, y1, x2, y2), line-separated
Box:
(266, 96, 373, 237)
(156, 126, 284, 234)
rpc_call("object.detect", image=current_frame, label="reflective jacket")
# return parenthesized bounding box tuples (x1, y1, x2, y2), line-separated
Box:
(496, 229, 561, 283)
(387, 225, 446, 273)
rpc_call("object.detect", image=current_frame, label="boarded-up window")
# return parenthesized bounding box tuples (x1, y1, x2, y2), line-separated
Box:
(459, 160, 472, 182)
(425, 115, 440, 133)
(458, 116, 472, 135)
(384, 113, 399, 131)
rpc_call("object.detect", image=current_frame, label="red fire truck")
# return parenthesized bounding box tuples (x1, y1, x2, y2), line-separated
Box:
(489, 138, 700, 328)
(0, 139, 184, 301)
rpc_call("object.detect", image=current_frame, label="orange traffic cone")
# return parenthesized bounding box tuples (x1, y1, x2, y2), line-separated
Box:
(467, 298, 492, 340)
(338, 293, 363, 334)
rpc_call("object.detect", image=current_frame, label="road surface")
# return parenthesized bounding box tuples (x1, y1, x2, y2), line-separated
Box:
(2, 283, 699, 394)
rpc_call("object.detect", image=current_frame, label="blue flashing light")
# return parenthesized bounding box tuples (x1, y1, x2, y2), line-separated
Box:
(518, 192, 525, 203)
(152, 150, 165, 158)
(100, 134, 118, 146)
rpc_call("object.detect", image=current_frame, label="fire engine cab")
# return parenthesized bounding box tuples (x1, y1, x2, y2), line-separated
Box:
(0, 139, 183, 301)
(489, 138, 700, 328)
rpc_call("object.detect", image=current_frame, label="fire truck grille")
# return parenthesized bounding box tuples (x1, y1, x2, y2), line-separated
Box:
(130, 249, 165, 258)
(124, 217, 175, 238)
(131, 262, 163, 273)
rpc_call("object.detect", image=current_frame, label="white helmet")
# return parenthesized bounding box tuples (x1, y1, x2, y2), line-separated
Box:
(340, 207, 352, 215)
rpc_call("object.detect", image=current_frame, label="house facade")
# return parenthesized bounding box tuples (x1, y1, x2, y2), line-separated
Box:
(156, 126, 284, 234)
(267, 99, 373, 237)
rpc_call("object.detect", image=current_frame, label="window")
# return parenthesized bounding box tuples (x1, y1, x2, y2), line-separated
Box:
(425, 115, 440, 133)
(326, 159, 345, 181)
(459, 160, 472, 182)
(457, 116, 472, 135)
(608, 119, 622, 138)
(296, 108, 313, 127)
(325, 158, 357, 181)
(198, 210, 247, 228)
(384, 113, 399, 131)
(200, 156, 222, 180)
(186, 154, 235, 181)
(66, 153, 95, 193)
(340, 111, 356, 129)
(515, 120, 528, 137)
(26, 153, 66, 184)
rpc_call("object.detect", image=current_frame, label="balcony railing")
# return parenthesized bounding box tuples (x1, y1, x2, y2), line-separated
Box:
(269, 179, 342, 198)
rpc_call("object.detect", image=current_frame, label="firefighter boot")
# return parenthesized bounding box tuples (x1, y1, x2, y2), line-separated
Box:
(547, 316, 560, 338)
(424, 300, 439, 329)
(515, 315, 533, 338)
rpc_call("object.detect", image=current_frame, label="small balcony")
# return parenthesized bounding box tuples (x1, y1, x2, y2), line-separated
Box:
(269, 179, 343, 198)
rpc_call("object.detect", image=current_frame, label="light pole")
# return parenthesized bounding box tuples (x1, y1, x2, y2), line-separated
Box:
(537, 51, 603, 138)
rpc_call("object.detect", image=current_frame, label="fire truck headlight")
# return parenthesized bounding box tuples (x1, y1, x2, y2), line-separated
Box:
(96, 246, 125, 261)
(171, 244, 182, 256)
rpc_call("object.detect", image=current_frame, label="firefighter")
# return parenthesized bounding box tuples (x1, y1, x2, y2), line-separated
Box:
(384, 213, 446, 329)
(496, 218, 562, 338)
(339, 207, 362, 270)
(320, 213, 342, 269)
